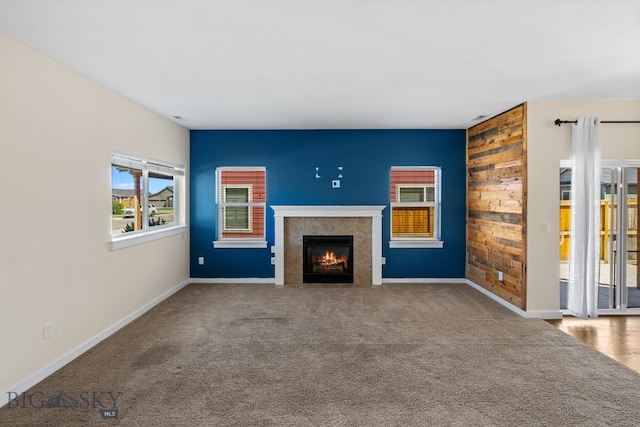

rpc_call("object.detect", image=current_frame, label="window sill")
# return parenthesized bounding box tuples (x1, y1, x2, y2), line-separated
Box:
(213, 240, 268, 249)
(389, 239, 444, 249)
(111, 225, 188, 250)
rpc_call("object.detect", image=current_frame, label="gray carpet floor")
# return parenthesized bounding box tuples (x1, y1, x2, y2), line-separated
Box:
(3, 282, 640, 426)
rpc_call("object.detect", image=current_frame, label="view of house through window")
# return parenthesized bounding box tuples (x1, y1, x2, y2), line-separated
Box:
(390, 167, 441, 240)
(149, 173, 175, 227)
(111, 153, 183, 237)
(216, 167, 266, 242)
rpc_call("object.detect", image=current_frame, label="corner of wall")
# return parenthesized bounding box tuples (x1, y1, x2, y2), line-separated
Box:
(466, 104, 527, 309)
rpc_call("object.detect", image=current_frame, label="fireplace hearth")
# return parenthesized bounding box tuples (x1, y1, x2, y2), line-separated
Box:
(303, 235, 354, 283)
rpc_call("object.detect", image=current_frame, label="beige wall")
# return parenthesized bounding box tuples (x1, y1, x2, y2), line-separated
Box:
(0, 33, 190, 394)
(526, 100, 640, 314)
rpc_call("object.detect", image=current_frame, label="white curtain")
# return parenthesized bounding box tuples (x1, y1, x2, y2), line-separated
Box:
(567, 117, 601, 319)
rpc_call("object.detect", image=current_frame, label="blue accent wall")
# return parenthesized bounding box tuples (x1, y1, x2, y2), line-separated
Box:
(190, 129, 466, 279)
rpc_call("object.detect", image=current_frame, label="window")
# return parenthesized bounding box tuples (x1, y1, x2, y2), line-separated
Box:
(111, 151, 185, 250)
(390, 167, 443, 248)
(222, 186, 252, 231)
(214, 167, 267, 248)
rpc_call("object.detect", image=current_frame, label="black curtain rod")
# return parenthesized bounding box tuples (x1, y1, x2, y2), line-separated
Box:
(554, 118, 640, 126)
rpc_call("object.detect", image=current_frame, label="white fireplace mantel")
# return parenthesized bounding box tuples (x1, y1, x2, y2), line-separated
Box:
(271, 205, 386, 286)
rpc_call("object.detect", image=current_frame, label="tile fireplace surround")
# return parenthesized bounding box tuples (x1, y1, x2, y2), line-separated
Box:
(271, 206, 386, 286)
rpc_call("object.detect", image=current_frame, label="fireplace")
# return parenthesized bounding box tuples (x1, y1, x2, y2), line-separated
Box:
(303, 235, 354, 283)
(271, 206, 385, 285)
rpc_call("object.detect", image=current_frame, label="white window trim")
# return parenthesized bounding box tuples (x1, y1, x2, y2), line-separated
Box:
(214, 166, 267, 249)
(390, 166, 443, 249)
(112, 225, 188, 250)
(213, 239, 268, 249)
(111, 151, 186, 250)
(389, 239, 444, 249)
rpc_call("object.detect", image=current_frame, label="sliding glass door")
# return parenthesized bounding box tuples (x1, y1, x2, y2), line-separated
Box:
(560, 163, 639, 313)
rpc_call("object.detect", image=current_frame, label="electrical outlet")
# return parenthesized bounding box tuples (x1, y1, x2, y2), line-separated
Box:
(43, 321, 53, 339)
(498, 271, 504, 281)
(198, 256, 205, 265)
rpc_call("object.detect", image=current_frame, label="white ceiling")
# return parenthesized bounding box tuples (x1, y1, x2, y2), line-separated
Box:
(1, 0, 639, 129)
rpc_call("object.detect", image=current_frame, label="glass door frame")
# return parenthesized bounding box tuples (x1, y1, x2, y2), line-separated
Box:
(560, 159, 640, 315)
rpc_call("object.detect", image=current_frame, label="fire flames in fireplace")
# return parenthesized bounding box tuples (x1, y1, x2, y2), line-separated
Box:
(303, 235, 354, 283)
(312, 250, 348, 273)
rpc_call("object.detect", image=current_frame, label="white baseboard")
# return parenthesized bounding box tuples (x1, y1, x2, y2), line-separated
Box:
(189, 278, 275, 284)
(191, 277, 466, 285)
(380, 278, 529, 318)
(382, 278, 467, 284)
(524, 311, 563, 319)
(380, 278, 562, 319)
(1, 278, 190, 408)
(464, 279, 526, 317)
(464, 279, 562, 319)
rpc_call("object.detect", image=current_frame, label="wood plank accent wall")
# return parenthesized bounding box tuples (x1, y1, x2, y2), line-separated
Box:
(466, 104, 527, 309)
